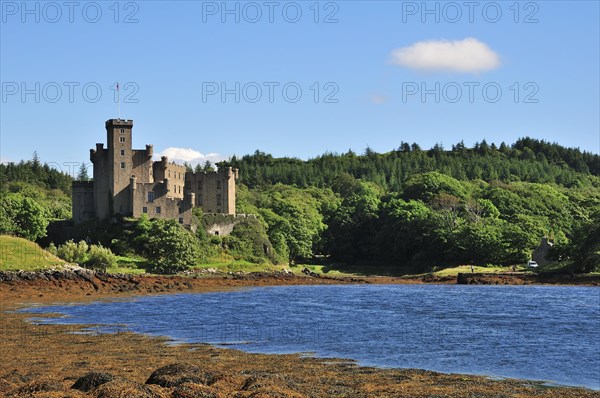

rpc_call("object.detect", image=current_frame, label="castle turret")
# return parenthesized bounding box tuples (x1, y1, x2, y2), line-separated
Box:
(146, 144, 154, 159)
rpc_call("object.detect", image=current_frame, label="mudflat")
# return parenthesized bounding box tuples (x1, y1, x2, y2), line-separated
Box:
(1, 271, 598, 397)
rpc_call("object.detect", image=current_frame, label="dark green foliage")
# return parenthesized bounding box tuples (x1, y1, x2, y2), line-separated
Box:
(554, 214, 600, 273)
(221, 218, 277, 264)
(0, 193, 49, 240)
(77, 163, 90, 181)
(402, 172, 466, 202)
(6, 139, 600, 273)
(0, 157, 73, 194)
(232, 141, 599, 271)
(0, 155, 72, 223)
(231, 138, 599, 191)
(237, 184, 331, 263)
(144, 219, 200, 274)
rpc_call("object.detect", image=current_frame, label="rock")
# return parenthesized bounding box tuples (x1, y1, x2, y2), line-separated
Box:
(72, 371, 116, 392)
(1, 369, 31, 385)
(12, 379, 62, 394)
(301, 268, 319, 278)
(0, 379, 15, 394)
(146, 363, 219, 388)
(95, 379, 164, 398)
(237, 375, 305, 397)
(172, 382, 218, 398)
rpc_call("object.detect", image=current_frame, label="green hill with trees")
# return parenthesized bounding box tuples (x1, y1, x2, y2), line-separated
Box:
(1, 138, 599, 274)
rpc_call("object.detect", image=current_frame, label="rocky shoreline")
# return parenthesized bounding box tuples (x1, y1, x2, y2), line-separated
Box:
(1, 268, 599, 397)
(456, 272, 600, 286)
(2, 266, 598, 299)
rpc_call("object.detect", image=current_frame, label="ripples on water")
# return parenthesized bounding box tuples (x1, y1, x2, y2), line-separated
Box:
(22, 284, 600, 389)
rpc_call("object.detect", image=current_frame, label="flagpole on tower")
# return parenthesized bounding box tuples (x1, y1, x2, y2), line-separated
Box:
(116, 82, 120, 119)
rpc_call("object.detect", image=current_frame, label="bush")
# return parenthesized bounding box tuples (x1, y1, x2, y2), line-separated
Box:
(56, 240, 89, 264)
(145, 219, 200, 274)
(86, 245, 117, 270)
(52, 240, 117, 270)
(0, 193, 49, 240)
(227, 219, 277, 264)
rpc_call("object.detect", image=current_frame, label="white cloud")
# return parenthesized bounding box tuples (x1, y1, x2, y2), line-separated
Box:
(156, 147, 227, 166)
(390, 38, 500, 73)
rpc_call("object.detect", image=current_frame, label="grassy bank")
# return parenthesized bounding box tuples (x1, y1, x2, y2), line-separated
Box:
(0, 235, 64, 271)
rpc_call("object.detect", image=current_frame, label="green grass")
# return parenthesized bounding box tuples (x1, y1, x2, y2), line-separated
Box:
(431, 265, 529, 277)
(0, 235, 65, 271)
(106, 255, 149, 275)
(293, 264, 358, 277)
(105, 265, 147, 275)
(192, 260, 286, 273)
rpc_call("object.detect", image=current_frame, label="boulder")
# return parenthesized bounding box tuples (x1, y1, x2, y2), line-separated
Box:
(146, 363, 219, 388)
(172, 382, 218, 398)
(0, 369, 31, 385)
(0, 379, 15, 394)
(95, 379, 165, 398)
(237, 375, 305, 398)
(11, 379, 62, 395)
(72, 371, 115, 392)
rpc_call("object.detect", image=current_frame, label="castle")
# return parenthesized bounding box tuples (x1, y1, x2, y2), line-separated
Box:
(72, 119, 238, 225)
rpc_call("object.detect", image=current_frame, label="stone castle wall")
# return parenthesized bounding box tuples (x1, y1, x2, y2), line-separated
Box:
(73, 119, 237, 226)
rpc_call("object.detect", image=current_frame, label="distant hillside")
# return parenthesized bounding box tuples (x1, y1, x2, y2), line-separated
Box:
(0, 235, 64, 271)
(226, 138, 600, 190)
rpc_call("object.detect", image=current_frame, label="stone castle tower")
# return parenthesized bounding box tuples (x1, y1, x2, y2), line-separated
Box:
(72, 119, 237, 224)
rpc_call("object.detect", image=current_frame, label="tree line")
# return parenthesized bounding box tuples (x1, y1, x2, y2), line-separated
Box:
(1, 138, 599, 273)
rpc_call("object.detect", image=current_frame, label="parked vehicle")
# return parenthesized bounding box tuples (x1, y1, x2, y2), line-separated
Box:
(527, 260, 539, 268)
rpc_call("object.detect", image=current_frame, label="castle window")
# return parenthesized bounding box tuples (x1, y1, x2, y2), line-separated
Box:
(217, 181, 222, 189)
(217, 194, 222, 203)
(143, 207, 148, 213)
(120, 149, 125, 156)
(147, 192, 154, 202)
(197, 181, 203, 190)
(120, 128, 125, 134)
(168, 171, 171, 178)
(156, 206, 161, 214)
(120, 136, 126, 143)
(120, 162, 126, 169)
(179, 217, 184, 224)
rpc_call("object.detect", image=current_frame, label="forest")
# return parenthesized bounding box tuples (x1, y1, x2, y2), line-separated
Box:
(1, 138, 599, 273)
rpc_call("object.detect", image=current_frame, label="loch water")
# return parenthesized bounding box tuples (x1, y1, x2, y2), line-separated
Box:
(22, 284, 600, 389)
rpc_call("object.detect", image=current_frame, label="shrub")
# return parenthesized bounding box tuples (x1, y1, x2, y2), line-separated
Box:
(56, 240, 89, 264)
(227, 219, 277, 264)
(47, 242, 58, 256)
(0, 193, 49, 240)
(86, 245, 117, 270)
(145, 219, 199, 274)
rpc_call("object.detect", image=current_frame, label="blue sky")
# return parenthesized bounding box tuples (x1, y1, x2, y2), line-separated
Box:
(1, 0, 599, 170)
